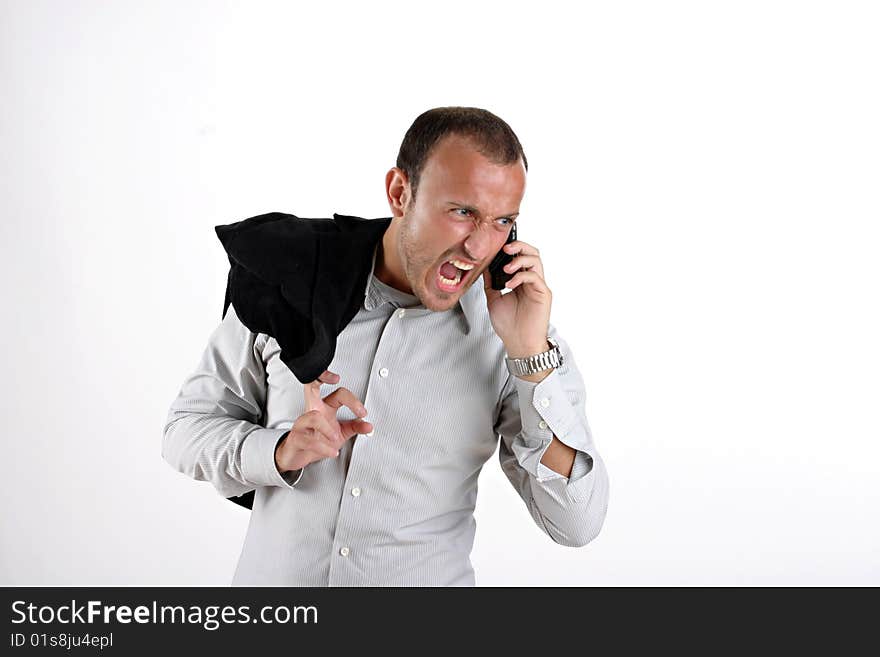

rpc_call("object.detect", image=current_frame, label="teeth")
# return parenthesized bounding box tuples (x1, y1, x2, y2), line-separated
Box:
(438, 270, 462, 286)
(448, 258, 474, 271)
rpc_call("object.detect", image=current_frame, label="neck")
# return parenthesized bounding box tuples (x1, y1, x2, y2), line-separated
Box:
(374, 220, 413, 294)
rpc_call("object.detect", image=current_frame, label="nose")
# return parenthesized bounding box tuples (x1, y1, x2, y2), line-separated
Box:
(462, 223, 494, 262)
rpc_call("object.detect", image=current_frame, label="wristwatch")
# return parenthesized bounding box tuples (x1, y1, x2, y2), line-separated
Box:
(505, 337, 564, 377)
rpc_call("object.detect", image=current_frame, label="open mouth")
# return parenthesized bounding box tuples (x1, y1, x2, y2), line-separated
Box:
(436, 258, 474, 293)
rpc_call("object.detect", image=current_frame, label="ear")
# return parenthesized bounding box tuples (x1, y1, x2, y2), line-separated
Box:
(385, 167, 411, 218)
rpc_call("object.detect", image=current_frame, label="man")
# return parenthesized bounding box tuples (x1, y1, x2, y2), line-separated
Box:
(163, 107, 609, 586)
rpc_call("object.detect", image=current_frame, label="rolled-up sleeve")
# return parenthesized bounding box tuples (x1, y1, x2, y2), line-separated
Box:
(162, 304, 303, 498)
(493, 323, 610, 547)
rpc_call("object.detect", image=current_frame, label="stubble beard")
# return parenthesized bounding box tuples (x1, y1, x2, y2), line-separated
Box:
(398, 217, 458, 312)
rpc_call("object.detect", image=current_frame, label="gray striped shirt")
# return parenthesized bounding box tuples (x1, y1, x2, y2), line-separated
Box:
(163, 243, 609, 586)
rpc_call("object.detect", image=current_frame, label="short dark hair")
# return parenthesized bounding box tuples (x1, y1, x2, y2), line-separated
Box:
(395, 106, 528, 203)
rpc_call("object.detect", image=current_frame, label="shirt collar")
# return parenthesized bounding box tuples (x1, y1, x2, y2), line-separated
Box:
(362, 242, 475, 335)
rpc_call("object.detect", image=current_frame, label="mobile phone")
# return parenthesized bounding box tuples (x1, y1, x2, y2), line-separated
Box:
(488, 222, 517, 291)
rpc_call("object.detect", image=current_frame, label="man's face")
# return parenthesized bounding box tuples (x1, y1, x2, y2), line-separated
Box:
(391, 134, 527, 312)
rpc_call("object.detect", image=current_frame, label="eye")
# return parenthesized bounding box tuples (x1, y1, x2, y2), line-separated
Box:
(453, 208, 473, 217)
(497, 217, 514, 226)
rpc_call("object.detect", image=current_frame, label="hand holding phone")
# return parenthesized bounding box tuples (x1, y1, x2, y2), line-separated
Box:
(488, 223, 517, 290)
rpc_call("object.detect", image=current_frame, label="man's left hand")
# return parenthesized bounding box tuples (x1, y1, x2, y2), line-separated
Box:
(482, 237, 552, 358)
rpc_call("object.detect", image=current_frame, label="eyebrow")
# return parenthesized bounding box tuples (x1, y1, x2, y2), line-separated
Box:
(446, 201, 520, 219)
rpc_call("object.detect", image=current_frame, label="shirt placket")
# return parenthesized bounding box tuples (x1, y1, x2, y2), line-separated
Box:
(326, 303, 410, 586)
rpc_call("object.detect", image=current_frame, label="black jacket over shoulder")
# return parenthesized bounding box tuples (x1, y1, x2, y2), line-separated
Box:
(214, 211, 393, 509)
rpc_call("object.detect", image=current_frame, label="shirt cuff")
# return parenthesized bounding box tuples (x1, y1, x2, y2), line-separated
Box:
(510, 368, 595, 485)
(240, 428, 304, 489)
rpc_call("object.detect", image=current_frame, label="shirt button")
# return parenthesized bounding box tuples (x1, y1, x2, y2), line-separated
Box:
(538, 420, 548, 429)
(540, 397, 550, 407)
(379, 367, 389, 378)
(351, 487, 361, 497)
(339, 546, 350, 557)
(396, 308, 406, 318)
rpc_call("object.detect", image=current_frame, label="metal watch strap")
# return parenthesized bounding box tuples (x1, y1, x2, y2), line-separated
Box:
(505, 337, 564, 377)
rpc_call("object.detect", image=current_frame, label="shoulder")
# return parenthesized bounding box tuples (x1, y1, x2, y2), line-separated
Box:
(221, 303, 271, 354)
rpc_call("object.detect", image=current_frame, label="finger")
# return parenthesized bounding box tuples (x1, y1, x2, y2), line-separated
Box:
(304, 370, 340, 410)
(502, 254, 544, 278)
(339, 418, 374, 439)
(504, 269, 551, 294)
(303, 379, 324, 410)
(317, 370, 340, 384)
(503, 240, 540, 258)
(322, 387, 368, 418)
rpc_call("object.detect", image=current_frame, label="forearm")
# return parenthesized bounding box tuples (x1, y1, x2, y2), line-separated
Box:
(163, 409, 292, 497)
(512, 367, 577, 478)
(496, 328, 609, 546)
(162, 304, 301, 498)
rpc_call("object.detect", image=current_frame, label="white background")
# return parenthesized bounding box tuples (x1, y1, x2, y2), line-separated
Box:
(1, 0, 878, 586)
